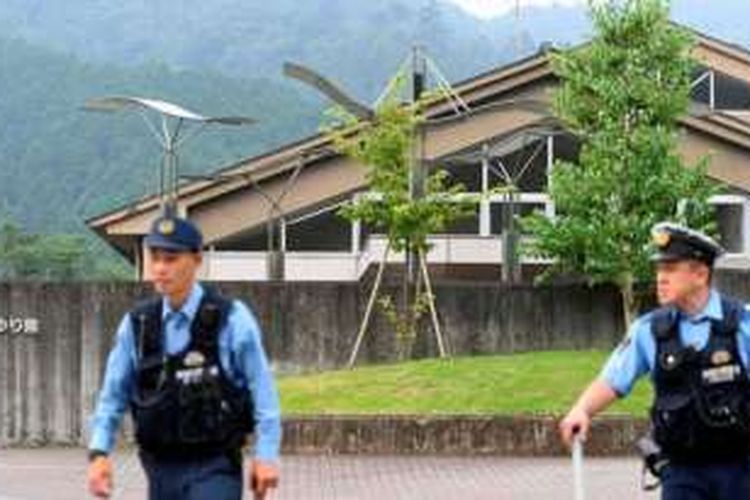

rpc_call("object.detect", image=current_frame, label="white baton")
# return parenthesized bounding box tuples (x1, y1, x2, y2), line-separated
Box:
(110, 449, 138, 500)
(572, 434, 586, 500)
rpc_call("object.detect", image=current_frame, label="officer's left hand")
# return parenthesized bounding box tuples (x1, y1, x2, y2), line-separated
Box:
(87, 455, 113, 498)
(250, 459, 279, 499)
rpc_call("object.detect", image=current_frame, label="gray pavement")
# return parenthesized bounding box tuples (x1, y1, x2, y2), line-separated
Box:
(0, 448, 658, 500)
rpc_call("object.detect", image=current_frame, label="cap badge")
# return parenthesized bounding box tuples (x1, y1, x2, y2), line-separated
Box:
(652, 230, 671, 248)
(711, 350, 732, 366)
(184, 350, 206, 367)
(158, 219, 176, 235)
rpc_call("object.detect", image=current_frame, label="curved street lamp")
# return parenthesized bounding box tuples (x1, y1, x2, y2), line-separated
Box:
(83, 95, 256, 215)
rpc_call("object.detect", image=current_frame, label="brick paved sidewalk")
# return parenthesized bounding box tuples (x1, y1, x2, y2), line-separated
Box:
(0, 448, 658, 500)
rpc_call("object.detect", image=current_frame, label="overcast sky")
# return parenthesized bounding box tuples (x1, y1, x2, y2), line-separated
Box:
(446, 0, 586, 18)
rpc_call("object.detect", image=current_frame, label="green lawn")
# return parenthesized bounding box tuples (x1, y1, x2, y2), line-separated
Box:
(279, 351, 652, 416)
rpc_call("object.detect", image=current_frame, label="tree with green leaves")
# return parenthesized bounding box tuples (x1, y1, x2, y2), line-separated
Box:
(332, 103, 468, 256)
(327, 85, 472, 364)
(522, 0, 718, 329)
(0, 216, 131, 281)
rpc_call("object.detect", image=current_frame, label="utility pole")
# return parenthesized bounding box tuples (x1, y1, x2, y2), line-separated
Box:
(407, 45, 427, 285)
(503, 0, 523, 284)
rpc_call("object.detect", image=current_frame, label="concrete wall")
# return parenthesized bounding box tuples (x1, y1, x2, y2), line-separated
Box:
(0, 275, 747, 446)
(281, 415, 648, 456)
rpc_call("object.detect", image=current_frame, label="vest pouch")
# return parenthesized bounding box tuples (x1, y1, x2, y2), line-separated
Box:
(651, 392, 697, 456)
(177, 374, 223, 444)
(132, 389, 179, 450)
(694, 386, 750, 458)
(697, 386, 736, 426)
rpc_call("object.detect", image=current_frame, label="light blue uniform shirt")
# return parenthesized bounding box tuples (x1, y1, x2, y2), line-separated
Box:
(89, 283, 282, 462)
(600, 289, 750, 397)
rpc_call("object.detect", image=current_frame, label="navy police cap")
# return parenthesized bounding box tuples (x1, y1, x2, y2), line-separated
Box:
(650, 222, 723, 266)
(144, 215, 203, 252)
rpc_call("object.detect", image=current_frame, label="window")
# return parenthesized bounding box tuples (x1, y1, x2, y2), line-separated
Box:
(436, 204, 480, 235)
(691, 68, 750, 110)
(488, 138, 548, 193)
(218, 226, 274, 251)
(710, 195, 748, 254)
(441, 160, 482, 192)
(490, 200, 547, 235)
(286, 205, 351, 252)
(552, 134, 580, 163)
(691, 67, 712, 106)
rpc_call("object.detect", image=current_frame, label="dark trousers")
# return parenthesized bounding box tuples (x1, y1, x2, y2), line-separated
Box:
(140, 451, 243, 500)
(661, 460, 750, 500)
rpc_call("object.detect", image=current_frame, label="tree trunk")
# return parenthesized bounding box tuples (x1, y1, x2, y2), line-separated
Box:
(619, 273, 637, 336)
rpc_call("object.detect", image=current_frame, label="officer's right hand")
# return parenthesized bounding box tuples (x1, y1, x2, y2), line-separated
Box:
(250, 460, 279, 499)
(559, 407, 590, 449)
(87, 455, 113, 498)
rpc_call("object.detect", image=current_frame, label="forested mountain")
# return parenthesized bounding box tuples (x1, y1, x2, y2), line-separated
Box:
(2, 0, 747, 231)
(0, 0, 509, 100)
(0, 0, 521, 238)
(0, 36, 320, 232)
(0, 0, 746, 278)
(1, 1, 746, 101)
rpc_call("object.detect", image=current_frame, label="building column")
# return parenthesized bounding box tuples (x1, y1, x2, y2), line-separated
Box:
(141, 238, 152, 282)
(352, 219, 361, 254)
(280, 218, 287, 252)
(479, 144, 491, 237)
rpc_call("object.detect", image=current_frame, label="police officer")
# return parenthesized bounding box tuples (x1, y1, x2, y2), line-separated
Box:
(560, 222, 750, 500)
(86, 214, 281, 500)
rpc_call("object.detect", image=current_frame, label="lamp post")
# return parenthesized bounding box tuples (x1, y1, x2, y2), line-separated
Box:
(83, 95, 255, 216)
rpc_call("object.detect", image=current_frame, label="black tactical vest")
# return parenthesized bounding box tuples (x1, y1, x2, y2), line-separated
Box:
(650, 296, 750, 464)
(129, 287, 255, 459)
